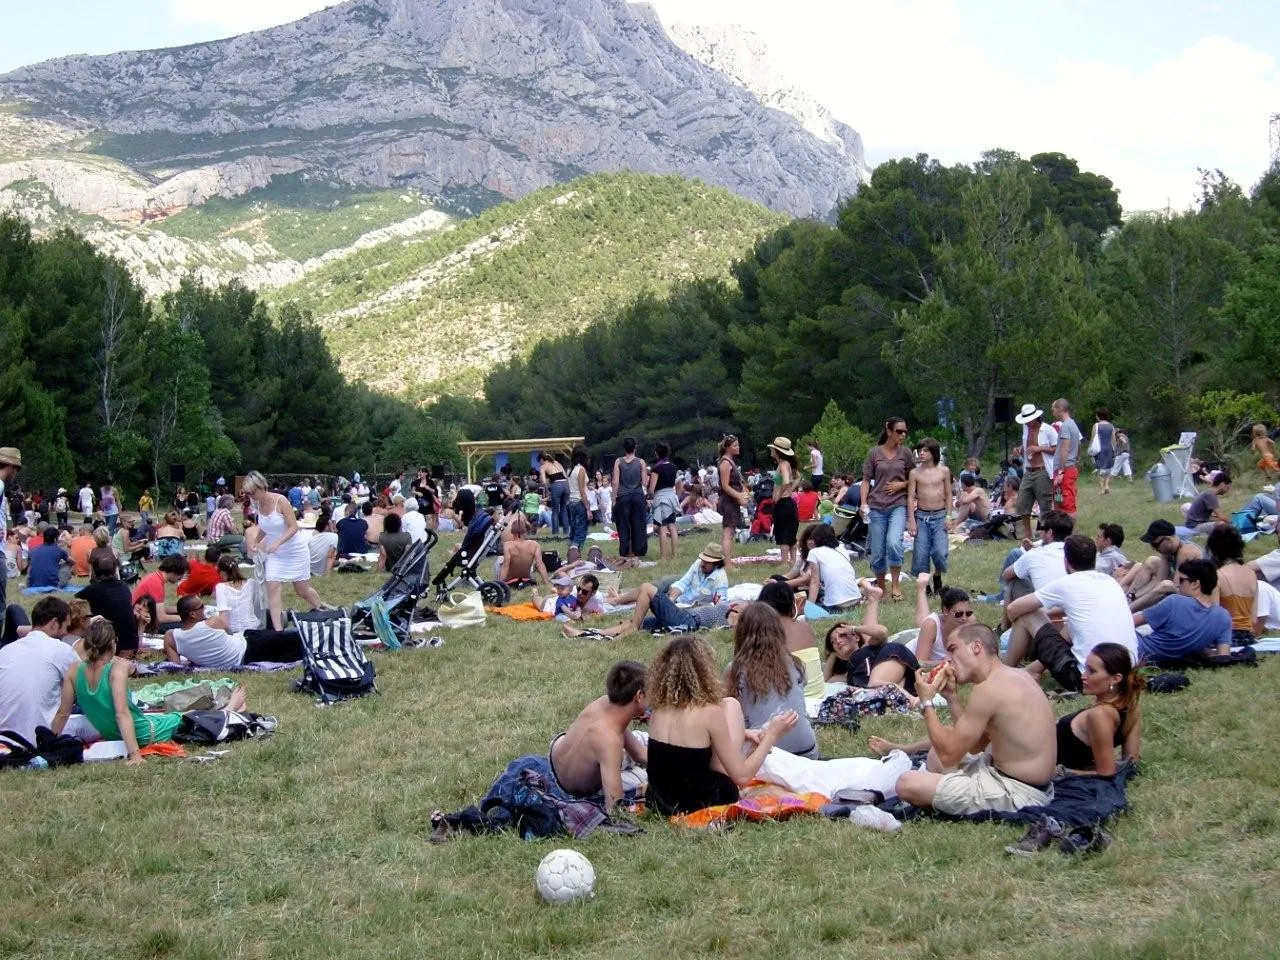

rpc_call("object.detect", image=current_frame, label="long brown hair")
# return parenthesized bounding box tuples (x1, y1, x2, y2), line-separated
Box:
(647, 636, 723, 709)
(727, 603, 802, 699)
(1092, 642, 1143, 737)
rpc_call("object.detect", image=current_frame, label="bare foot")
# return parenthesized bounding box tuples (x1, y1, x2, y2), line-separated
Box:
(561, 623, 586, 638)
(858, 579, 883, 601)
(868, 736, 899, 758)
(228, 686, 247, 712)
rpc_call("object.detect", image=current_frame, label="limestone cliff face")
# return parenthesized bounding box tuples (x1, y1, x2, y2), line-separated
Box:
(0, 0, 867, 220)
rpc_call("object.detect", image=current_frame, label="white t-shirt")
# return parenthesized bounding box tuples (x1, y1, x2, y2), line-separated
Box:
(1255, 580, 1280, 631)
(78, 487, 94, 514)
(587, 487, 601, 512)
(173, 622, 247, 670)
(388, 479, 402, 497)
(400, 511, 428, 543)
(1022, 423, 1060, 474)
(0, 631, 80, 742)
(811, 447, 825, 476)
(807, 546, 861, 607)
(307, 531, 339, 576)
(214, 581, 261, 632)
(597, 484, 613, 517)
(1012, 542, 1067, 590)
(1034, 571, 1138, 668)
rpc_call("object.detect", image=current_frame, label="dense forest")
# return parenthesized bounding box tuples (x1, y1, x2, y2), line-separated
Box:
(469, 150, 1280, 472)
(3, 148, 1279, 497)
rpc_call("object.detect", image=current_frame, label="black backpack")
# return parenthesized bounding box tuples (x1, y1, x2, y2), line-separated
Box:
(290, 609, 377, 704)
(0, 726, 84, 769)
(541, 550, 562, 573)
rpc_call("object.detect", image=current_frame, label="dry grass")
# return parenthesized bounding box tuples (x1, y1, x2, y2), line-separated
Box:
(2, 474, 1278, 959)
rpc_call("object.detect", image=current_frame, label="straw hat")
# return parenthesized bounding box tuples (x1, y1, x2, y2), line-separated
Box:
(698, 542, 726, 565)
(0, 447, 22, 468)
(766, 436, 796, 459)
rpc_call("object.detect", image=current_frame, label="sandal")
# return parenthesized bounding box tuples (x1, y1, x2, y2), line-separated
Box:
(890, 591, 905, 602)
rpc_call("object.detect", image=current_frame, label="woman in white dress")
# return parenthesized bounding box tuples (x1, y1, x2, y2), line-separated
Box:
(242, 471, 324, 629)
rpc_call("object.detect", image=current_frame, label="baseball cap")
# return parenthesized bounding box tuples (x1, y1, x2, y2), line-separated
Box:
(1139, 519, 1176, 544)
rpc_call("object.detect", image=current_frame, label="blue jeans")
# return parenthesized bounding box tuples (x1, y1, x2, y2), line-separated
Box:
(549, 479, 569, 535)
(567, 500, 589, 549)
(105, 513, 118, 534)
(641, 591, 698, 632)
(868, 505, 907, 575)
(910, 509, 949, 576)
(1245, 493, 1276, 517)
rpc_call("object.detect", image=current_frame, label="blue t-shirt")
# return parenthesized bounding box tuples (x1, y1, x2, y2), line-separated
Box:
(1140, 594, 1231, 661)
(336, 516, 370, 556)
(27, 544, 69, 588)
(287, 486, 304, 510)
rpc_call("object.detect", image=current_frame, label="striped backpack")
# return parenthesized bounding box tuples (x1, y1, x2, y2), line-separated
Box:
(289, 608, 376, 704)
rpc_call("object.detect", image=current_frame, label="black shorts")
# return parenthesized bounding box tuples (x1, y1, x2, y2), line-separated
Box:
(1030, 623, 1083, 692)
(243, 629, 304, 664)
(846, 642, 920, 695)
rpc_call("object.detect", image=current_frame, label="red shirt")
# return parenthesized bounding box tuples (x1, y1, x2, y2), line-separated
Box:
(132, 570, 167, 606)
(176, 559, 221, 598)
(794, 490, 820, 522)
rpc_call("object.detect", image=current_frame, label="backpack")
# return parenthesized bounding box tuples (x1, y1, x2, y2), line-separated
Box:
(0, 726, 84, 769)
(541, 550, 561, 573)
(290, 609, 376, 704)
(174, 710, 278, 745)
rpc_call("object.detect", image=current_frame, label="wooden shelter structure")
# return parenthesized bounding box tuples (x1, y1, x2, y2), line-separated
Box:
(456, 437, 584, 482)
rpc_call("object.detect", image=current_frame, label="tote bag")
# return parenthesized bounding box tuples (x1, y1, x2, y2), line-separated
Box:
(437, 591, 485, 628)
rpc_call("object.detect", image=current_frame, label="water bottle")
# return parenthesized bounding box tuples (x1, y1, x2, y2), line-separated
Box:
(25, 756, 49, 771)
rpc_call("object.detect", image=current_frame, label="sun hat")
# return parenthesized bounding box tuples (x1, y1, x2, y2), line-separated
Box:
(767, 436, 796, 458)
(1014, 404, 1044, 425)
(0, 447, 22, 468)
(698, 542, 726, 564)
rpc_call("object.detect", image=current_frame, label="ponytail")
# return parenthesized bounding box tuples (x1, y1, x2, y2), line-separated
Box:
(1092, 642, 1143, 737)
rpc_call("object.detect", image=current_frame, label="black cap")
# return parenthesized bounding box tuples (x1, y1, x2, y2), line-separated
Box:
(1140, 519, 1176, 544)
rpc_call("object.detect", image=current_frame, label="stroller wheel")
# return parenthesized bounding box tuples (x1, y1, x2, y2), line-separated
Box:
(478, 581, 511, 607)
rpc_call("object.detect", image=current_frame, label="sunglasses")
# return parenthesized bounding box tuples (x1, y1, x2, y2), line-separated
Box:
(951, 609, 975, 618)
(893, 428, 908, 435)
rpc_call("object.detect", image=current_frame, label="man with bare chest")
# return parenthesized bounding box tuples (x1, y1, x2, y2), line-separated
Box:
(549, 660, 648, 809)
(908, 437, 953, 595)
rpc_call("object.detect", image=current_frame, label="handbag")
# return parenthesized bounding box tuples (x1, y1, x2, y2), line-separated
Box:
(1087, 430, 1102, 456)
(437, 590, 486, 628)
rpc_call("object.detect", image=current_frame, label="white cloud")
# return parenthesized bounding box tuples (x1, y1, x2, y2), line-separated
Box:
(170, 0, 336, 32)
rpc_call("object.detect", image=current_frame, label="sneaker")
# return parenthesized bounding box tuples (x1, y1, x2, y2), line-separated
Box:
(1005, 817, 1063, 857)
(1059, 826, 1113, 857)
(848, 805, 902, 833)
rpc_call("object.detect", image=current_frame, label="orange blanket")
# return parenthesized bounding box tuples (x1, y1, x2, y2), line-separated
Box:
(139, 742, 186, 759)
(489, 602, 553, 622)
(668, 782, 828, 829)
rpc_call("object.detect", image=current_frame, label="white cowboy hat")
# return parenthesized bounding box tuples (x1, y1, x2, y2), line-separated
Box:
(1014, 403, 1044, 425)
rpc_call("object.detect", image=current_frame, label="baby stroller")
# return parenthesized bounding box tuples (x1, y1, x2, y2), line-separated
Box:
(431, 510, 512, 607)
(749, 498, 775, 541)
(832, 505, 868, 558)
(350, 532, 437, 646)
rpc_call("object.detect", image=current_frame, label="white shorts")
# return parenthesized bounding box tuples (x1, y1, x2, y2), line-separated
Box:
(932, 752, 1052, 816)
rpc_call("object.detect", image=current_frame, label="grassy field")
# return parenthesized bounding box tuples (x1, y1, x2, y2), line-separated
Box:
(2, 473, 1279, 960)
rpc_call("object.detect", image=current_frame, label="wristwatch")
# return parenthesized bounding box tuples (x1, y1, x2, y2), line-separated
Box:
(916, 700, 934, 716)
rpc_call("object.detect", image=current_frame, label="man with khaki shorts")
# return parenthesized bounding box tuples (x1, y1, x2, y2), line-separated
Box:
(896, 622, 1056, 815)
(1013, 404, 1060, 542)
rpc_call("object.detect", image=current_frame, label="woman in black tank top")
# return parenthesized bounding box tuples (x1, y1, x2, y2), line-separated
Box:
(1057, 642, 1143, 775)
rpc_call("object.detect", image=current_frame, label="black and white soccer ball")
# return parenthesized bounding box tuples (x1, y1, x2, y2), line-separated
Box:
(535, 849, 595, 904)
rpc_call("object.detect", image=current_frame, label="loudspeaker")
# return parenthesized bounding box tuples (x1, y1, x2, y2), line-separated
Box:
(169, 464, 186, 483)
(993, 396, 1015, 424)
(432, 464, 445, 480)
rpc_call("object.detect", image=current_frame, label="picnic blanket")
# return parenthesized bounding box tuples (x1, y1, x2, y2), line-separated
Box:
(132, 660, 302, 677)
(668, 782, 827, 829)
(489, 602, 553, 622)
(133, 678, 237, 707)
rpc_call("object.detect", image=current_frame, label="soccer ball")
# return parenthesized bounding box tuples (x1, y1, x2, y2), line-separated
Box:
(535, 849, 596, 904)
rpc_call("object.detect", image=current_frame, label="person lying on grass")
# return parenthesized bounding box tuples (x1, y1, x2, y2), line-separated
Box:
(531, 574, 605, 620)
(895, 622, 1057, 816)
(821, 582, 918, 692)
(53, 619, 248, 765)
(646, 635, 798, 816)
(163, 594, 304, 669)
(724, 603, 818, 758)
(430, 660, 650, 840)
(563, 543, 731, 639)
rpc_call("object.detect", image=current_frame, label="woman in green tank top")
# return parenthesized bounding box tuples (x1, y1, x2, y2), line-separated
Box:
(52, 620, 247, 764)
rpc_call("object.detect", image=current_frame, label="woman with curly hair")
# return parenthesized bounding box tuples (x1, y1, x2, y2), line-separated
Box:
(646, 635, 798, 814)
(725, 603, 817, 758)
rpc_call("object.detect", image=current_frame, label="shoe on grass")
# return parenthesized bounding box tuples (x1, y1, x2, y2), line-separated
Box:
(1005, 817, 1062, 857)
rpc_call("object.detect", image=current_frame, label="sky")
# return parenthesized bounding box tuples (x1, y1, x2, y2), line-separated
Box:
(1, 0, 1277, 212)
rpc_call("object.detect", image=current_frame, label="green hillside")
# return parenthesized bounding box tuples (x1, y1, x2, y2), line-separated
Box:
(274, 172, 786, 399)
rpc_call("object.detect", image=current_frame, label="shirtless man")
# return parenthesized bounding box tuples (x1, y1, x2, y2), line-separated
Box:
(950, 472, 991, 530)
(501, 514, 550, 585)
(1122, 519, 1204, 612)
(907, 437, 952, 595)
(548, 660, 648, 810)
(895, 622, 1057, 815)
(1013, 404, 1060, 540)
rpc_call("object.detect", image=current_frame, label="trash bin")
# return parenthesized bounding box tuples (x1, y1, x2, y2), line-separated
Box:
(1148, 463, 1173, 503)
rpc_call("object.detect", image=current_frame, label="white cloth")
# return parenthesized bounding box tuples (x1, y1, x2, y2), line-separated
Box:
(1255, 580, 1280, 631)
(401, 511, 428, 544)
(597, 485, 613, 518)
(307, 531, 339, 576)
(0, 631, 80, 743)
(1012, 542, 1067, 590)
(77, 487, 94, 514)
(214, 581, 261, 632)
(258, 507, 310, 583)
(1034, 570, 1138, 667)
(759, 747, 913, 801)
(1022, 422, 1060, 475)
(726, 582, 763, 603)
(807, 546, 861, 607)
(172, 622, 247, 670)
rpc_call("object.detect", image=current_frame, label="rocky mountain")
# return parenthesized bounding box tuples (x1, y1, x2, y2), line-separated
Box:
(0, 0, 867, 230)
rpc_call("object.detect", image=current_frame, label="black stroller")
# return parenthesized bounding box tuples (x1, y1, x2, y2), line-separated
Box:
(832, 505, 869, 558)
(350, 532, 437, 646)
(430, 510, 512, 607)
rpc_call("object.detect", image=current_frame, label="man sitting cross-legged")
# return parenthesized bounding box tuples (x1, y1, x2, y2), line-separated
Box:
(895, 622, 1057, 815)
(1004, 535, 1138, 693)
(163, 594, 304, 669)
(1121, 519, 1204, 613)
(431, 661, 650, 840)
(565, 543, 731, 638)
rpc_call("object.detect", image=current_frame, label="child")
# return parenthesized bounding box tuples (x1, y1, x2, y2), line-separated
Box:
(532, 576, 581, 622)
(907, 437, 952, 595)
(1252, 424, 1278, 480)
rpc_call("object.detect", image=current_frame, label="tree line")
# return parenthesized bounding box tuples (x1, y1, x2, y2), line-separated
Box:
(465, 150, 1280, 469)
